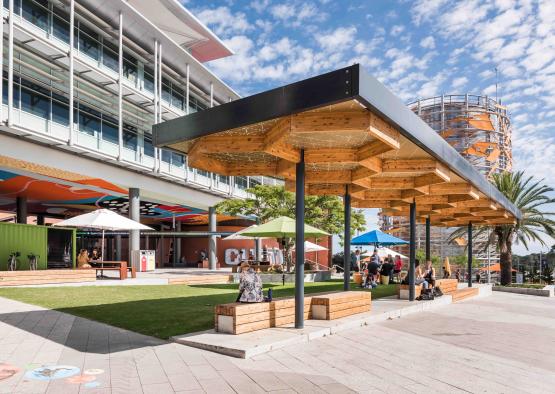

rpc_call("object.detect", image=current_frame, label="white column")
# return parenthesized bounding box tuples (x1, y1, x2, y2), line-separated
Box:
(157, 43, 162, 172)
(153, 39, 158, 171)
(68, 0, 74, 144)
(7, 0, 14, 127)
(0, 1, 3, 123)
(185, 63, 190, 115)
(210, 82, 214, 108)
(117, 11, 123, 160)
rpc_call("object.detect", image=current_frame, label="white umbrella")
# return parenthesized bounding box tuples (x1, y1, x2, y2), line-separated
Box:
(293, 241, 328, 253)
(360, 246, 407, 260)
(53, 209, 152, 261)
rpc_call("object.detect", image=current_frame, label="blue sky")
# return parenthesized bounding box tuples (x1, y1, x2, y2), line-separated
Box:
(185, 0, 555, 255)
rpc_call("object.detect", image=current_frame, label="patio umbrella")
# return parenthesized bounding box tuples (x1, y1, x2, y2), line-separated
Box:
(292, 241, 328, 253)
(223, 224, 270, 240)
(53, 209, 153, 261)
(351, 229, 408, 246)
(361, 246, 407, 259)
(241, 216, 329, 238)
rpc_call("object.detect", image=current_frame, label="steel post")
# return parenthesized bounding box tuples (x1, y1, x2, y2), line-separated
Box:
(468, 222, 473, 287)
(129, 188, 140, 262)
(343, 186, 351, 291)
(409, 200, 416, 301)
(425, 216, 431, 262)
(208, 207, 217, 270)
(295, 149, 305, 329)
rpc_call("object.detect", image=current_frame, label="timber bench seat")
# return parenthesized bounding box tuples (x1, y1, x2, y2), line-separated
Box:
(0, 269, 96, 286)
(397, 284, 421, 299)
(90, 261, 136, 280)
(215, 291, 372, 334)
(311, 291, 371, 320)
(435, 279, 458, 295)
(452, 287, 479, 302)
(216, 296, 313, 335)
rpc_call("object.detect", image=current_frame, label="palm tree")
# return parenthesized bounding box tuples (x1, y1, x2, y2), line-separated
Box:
(449, 171, 555, 285)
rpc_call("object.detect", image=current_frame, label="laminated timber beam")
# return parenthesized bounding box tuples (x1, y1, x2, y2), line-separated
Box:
(429, 183, 480, 199)
(264, 118, 300, 163)
(306, 170, 351, 184)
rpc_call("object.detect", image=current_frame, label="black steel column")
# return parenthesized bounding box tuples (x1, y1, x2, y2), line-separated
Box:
(36, 214, 45, 226)
(16, 196, 27, 224)
(208, 207, 217, 270)
(295, 149, 305, 329)
(343, 186, 351, 291)
(409, 200, 416, 301)
(425, 216, 431, 262)
(468, 221, 473, 288)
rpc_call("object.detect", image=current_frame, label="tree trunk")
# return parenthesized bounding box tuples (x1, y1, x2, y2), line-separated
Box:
(499, 241, 513, 285)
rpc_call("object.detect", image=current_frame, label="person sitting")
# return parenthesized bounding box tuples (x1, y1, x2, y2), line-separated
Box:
(443, 257, 451, 279)
(380, 258, 394, 284)
(77, 249, 91, 269)
(414, 259, 429, 289)
(365, 255, 381, 288)
(90, 248, 101, 262)
(423, 260, 436, 289)
(237, 262, 263, 303)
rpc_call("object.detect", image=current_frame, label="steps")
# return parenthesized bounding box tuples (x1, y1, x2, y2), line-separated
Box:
(169, 274, 233, 285)
(452, 287, 479, 302)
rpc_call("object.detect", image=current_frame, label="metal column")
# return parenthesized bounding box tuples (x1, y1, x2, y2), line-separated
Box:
(115, 235, 122, 261)
(185, 63, 190, 114)
(210, 82, 214, 108)
(343, 185, 351, 291)
(409, 200, 416, 301)
(0, 0, 2, 122)
(16, 196, 27, 224)
(208, 207, 217, 270)
(117, 11, 123, 160)
(425, 216, 431, 262)
(68, 0, 74, 144)
(468, 222, 473, 287)
(176, 221, 182, 265)
(36, 215, 45, 226)
(255, 216, 262, 261)
(129, 188, 140, 261)
(153, 39, 158, 171)
(295, 149, 305, 329)
(7, 0, 14, 126)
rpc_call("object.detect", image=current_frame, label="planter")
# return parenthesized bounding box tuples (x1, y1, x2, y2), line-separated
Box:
(492, 285, 554, 297)
(353, 272, 363, 285)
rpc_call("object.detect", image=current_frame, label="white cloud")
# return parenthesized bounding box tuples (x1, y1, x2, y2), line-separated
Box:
(195, 7, 251, 36)
(390, 25, 405, 37)
(420, 36, 436, 49)
(452, 76, 468, 89)
(316, 27, 357, 52)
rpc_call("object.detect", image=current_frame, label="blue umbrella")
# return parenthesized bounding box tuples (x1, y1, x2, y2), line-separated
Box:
(351, 229, 408, 246)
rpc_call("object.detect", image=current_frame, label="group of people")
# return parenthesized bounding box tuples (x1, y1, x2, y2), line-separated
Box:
(76, 248, 102, 269)
(354, 249, 403, 288)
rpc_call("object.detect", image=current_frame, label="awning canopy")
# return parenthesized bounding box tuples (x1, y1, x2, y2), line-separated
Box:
(153, 64, 521, 227)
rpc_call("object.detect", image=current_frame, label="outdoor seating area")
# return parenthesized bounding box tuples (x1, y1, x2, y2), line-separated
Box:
(91, 261, 136, 280)
(215, 290, 372, 334)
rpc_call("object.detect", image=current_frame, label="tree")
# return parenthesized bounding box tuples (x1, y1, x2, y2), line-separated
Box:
(215, 185, 366, 236)
(450, 171, 555, 285)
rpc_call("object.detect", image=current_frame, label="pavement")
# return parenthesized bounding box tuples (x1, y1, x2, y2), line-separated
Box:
(0, 291, 554, 393)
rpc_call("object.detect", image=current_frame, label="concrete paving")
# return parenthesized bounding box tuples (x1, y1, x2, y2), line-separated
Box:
(0, 291, 554, 393)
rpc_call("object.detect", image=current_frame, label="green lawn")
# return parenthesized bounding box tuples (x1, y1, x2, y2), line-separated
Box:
(0, 280, 396, 339)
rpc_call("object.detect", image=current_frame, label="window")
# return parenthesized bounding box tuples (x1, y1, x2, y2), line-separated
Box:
(144, 68, 154, 93)
(161, 149, 171, 163)
(22, 0, 49, 31)
(143, 135, 154, 157)
(196, 169, 210, 177)
(235, 176, 248, 190)
(123, 124, 137, 151)
(79, 111, 100, 136)
(171, 152, 184, 167)
(2, 74, 21, 108)
(20, 86, 49, 119)
(102, 115, 118, 145)
(218, 175, 230, 184)
(171, 85, 184, 110)
(123, 53, 138, 83)
(162, 77, 171, 102)
(78, 24, 100, 61)
(102, 41, 119, 73)
(51, 92, 69, 126)
(52, 7, 70, 43)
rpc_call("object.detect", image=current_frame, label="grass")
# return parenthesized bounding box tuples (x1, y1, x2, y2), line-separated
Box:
(506, 283, 547, 289)
(0, 280, 397, 339)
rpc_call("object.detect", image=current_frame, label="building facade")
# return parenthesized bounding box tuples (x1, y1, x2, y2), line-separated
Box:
(0, 0, 281, 267)
(380, 94, 513, 261)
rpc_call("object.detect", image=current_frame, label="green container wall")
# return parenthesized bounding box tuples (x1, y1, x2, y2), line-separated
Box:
(0, 223, 76, 270)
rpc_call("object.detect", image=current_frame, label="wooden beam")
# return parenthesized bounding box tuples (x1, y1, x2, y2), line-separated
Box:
(368, 112, 401, 150)
(401, 186, 430, 198)
(370, 177, 415, 189)
(352, 199, 391, 208)
(307, 184, 346, 196)
(414, 195, 452, 205)
(226, 162, 277, 177)
(191, 134, 265, 154)
(430, 183, 480, 199)
(305, 148, 357, 164)
(357, 141, 395, 162)
(264, 118, 300, 162)
(291, 111, 371, 133)
(360, 190, 403, 200)
(455, 200, 497, 209)
(276, 159, 296, 179)
(413, 173, 449, 188)
(306, 170, 351, 184)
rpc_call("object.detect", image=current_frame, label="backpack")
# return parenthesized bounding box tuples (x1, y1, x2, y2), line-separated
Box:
(433, 287, 443, 297)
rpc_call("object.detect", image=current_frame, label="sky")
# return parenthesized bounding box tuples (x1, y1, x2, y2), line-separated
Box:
(184, 0, 555, 255)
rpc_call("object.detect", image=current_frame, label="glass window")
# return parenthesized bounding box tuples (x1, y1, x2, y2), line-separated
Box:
(162, 78, 171, 102)
(171, 152, 184, 167)
(52, 7, 69, 43)
(3, 0, 22, 11)
(3, 74, 20, 108)
(78, 24, 100, 61)
(249, 177, 261, 188)
(123, 124, 137, 151)
(22, 0, 48, 31)
(123, 53, 137, 83)
(218, 175, 230, 184)
(196, 169, 209, 177)
(143, 135, 154, 157)
(20, 86, 49, 119)
(102, 115, 118, 145)
(235, 176, 248, 190)
(52, 92, 69, 126)
(171, 85, 184, 110)
(79, 111, 100, 136)
(144, 68, 154, 93)
(102, 41, 119, 73)
(161, 149, 171, 163)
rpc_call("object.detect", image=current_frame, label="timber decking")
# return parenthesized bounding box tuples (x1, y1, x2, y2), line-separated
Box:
(0, 269, 96, 286)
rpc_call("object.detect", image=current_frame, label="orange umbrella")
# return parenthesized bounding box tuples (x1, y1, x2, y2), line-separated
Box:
(480, 263, 516, 272)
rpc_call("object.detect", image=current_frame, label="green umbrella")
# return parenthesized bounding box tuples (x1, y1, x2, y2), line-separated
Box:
(241, 216, 329, 238)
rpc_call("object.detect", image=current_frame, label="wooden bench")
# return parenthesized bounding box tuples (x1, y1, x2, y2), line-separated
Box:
(215, 296, 312, 335)
(452, 287, 479, 302)
(215, 291, 373, 334)
(311, 291, 371, 320)
(91, 261, 136, 280)
(435, 279, 458, 295)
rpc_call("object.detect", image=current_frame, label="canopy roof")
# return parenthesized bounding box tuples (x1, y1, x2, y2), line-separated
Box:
(153, 64, 521, 227)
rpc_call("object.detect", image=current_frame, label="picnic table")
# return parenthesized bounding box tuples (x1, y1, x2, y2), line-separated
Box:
(91, 261, 136, 280)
